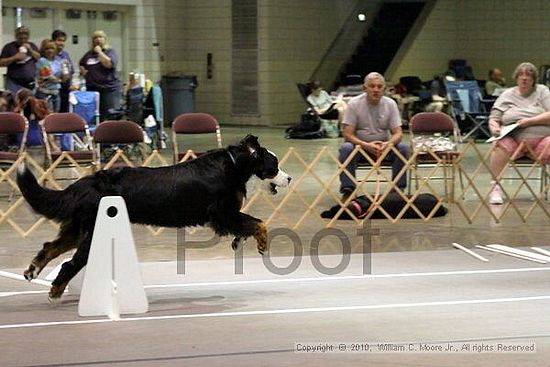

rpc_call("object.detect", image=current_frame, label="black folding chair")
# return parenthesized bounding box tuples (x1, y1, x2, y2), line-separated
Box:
(445, 80, 493, 141)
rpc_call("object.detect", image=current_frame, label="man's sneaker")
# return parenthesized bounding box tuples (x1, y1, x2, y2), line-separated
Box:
(489, 183, 503, 205)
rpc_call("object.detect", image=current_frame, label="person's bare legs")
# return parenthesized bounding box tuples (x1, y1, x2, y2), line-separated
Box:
(489, 139, 518, 204)
(490, 144, 512, 179)
(531, 136, 550, 163)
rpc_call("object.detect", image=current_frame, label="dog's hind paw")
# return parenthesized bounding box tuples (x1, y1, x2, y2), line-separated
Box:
(231, 237, 245, 252)
(48, 284, 66, 301)
(23, 265, 38, 281)
(48, 295, 61, 305)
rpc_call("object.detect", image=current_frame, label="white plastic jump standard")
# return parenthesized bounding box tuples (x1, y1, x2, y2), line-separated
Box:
(78, 196, 148, 318)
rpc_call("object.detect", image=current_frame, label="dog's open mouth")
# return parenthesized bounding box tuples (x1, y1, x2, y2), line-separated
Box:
(267, 170, 291, 195)
(269, 182, 278, 195)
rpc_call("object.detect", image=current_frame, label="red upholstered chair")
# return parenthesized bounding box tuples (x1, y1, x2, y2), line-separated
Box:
(171, 113, 222, 163)
(93, 120, 144, 168)
(42, 113, 95, 169)
(408, 112, 461, 198)
(0, 112, 28, 166)
(0, 112, 28, 200)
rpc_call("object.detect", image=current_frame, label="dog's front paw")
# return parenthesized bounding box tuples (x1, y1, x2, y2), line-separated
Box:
(257, 244, 269, 256)
(254, 222, 268, 256)
(231, 237, 245, 251)
(23, 264, 39, 281)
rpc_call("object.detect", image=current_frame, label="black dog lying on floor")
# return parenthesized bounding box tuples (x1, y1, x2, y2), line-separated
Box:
(321, 192, 447, 220)
(17, 135, 291, 300)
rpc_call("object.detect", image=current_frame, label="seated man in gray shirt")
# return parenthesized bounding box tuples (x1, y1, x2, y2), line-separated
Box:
(339, 72, 410, 200)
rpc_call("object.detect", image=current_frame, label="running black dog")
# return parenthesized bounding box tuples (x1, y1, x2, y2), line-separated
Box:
(17, 135, 291, 300)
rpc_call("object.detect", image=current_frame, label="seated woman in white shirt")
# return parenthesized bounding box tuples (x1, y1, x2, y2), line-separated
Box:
(306, 80, 346, 122)
(487, 62, 550, 204)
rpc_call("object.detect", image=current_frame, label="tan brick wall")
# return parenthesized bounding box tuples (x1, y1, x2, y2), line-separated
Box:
(257, 0, 357, 126)
(389, 0, 550, 85)
(388, 0, 458, 83)
(458, 0, 550, 83)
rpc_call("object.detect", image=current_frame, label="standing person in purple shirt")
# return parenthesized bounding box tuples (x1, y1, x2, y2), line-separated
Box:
(52, 30, 74, 113)
(0, 26, 40, 94)
(79, 30, 121, 121)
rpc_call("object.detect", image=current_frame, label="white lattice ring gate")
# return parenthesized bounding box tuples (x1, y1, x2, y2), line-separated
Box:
(0, 144, 548, 239)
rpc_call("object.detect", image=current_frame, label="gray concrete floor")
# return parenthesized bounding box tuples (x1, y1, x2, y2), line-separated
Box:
(1, 126, 549, 366)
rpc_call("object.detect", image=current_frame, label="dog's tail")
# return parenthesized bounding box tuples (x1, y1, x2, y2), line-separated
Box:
(16, 164, 73, 221)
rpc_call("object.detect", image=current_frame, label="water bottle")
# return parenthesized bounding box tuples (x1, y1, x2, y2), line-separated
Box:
(61, 60, 70, 77)
(80, 75, 86, 91)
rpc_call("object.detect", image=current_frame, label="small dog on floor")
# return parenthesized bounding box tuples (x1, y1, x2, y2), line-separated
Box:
(17, 135, 291, 300)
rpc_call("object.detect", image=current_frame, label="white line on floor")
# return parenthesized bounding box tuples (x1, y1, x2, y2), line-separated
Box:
(0, 290, 49, 298)
(1, 295, 550, 330)
(144, 267, 550, 289)
(1, 267, 550, 293)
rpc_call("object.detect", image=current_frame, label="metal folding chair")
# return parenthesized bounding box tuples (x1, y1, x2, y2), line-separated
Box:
(93, 120, 145, 169)
(499, 146, 549, 200)
(171, 113, 222, 163)
(0, 112, 28, 201)
(408, 112, 462, 200)
(42, 113, 95, 169)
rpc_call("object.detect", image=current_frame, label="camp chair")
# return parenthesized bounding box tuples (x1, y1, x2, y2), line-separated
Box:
(399, 76, 424, 95)
(296, 83, 339, 120)
(398, 76, 433, 118)
(445, 80, 492, 141)
(296, 82, 312, 104)
(93, 120, 145, 168)
(172, 113, 222, 163)
(408, 112, 462, 200)
(69, 91, 100, 133)
(0, 112, 28, 201)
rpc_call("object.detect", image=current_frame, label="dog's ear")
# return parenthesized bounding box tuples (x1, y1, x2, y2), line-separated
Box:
(240, 135, 260, 157)
(241, 134, 259, 147)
